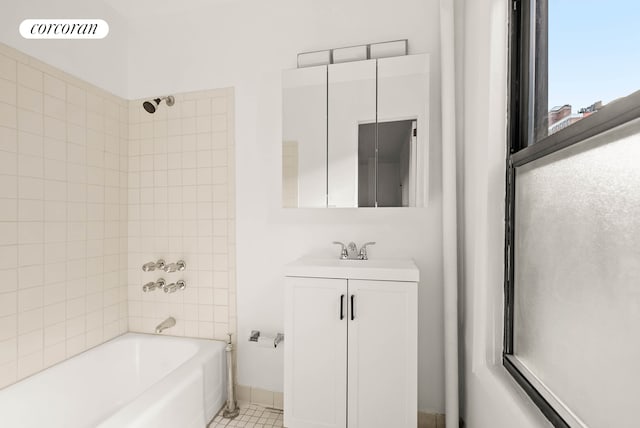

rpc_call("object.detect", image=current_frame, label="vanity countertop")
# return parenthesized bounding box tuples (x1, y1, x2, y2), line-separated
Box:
(285, 258, 419, 282)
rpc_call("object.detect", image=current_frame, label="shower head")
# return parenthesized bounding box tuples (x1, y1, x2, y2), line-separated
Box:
(143, 98, 160, 114)
(143, 95, 175, 114)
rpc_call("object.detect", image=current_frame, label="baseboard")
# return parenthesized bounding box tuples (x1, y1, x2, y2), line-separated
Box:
(418, 411, 446, 428)
(236, 384, 283, 409)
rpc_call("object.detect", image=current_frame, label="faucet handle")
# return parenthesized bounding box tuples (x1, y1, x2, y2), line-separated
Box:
(142, 278, 165, 292)
(332, 241, 348, 259)
(358, 242, 376, 260)
(162, 260, 186, 273)
(142, 259, 165, 272)
(163, 280, 186, 293)
(142, 261, 156, 272)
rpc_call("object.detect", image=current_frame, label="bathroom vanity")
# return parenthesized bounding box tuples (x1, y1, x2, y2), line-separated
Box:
(284, 258, 419, 428)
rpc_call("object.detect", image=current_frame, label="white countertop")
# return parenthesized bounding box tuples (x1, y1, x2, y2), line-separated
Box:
(285, 257, 419, 282)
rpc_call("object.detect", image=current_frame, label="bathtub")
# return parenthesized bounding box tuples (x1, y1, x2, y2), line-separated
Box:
(0, 333, 227, 428)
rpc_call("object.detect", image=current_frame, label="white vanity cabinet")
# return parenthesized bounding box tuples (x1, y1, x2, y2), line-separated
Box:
(284, 259, 418, 428)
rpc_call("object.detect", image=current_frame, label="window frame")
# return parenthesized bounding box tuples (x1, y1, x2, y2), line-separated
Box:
(503, 0, 640, 426)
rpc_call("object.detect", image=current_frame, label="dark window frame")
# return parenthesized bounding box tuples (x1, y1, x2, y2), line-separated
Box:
(504, 0, 640, 426)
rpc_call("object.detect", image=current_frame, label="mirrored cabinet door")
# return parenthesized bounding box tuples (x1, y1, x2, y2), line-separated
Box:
(377, 55, 429, 207)
(282, 65, 328, 208)
(328, 60, 377, 208)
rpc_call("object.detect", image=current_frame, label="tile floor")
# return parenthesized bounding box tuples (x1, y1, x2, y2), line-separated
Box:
(209, 403, 284, 427)
(208, 403, 445, 428)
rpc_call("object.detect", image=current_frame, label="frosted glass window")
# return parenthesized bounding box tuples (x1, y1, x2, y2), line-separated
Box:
(512, 117, 640, 428)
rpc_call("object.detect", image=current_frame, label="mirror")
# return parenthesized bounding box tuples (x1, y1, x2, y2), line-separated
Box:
(358, 120, 416, 207)
(328, 60, 377, 207)
(282, 54, 429, 208)
(282, 65, 327, 208)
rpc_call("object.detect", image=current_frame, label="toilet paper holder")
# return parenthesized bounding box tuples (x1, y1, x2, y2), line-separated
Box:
(249, 330, 284, 348)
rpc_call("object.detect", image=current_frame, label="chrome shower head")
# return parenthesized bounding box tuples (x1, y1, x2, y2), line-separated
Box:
(143, 95, 175, 114)
(143, 98, 160, 113)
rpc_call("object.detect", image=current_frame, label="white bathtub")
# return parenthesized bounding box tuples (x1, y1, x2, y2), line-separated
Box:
(0, 333, 227, 428)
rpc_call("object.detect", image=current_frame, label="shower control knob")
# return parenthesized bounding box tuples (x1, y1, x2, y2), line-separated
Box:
(163, 280, 186, 294)
(142, 262, 156, 272)
(162, 260, 186, 273)
(142, 259, 165, 272)
(142, 278, 165, 292)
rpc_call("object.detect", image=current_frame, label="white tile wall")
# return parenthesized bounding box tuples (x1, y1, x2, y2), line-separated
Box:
(0, 43, 237, 391)
(127, 88, 236, 342)
(0, 43, 129, 388)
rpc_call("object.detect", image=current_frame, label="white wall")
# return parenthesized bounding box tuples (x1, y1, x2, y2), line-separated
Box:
(120, 0, 445, 412)
(457, 0, 552, 425)
(0, 0, 129, 98)
(0, 0, 446, 413)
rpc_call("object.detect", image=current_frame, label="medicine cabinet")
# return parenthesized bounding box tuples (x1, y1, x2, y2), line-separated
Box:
(282, 54, 429, 208)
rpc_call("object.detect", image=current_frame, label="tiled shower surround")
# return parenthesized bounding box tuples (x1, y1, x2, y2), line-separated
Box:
(0, 42, 237, 389)
(127, 89, 236, 341)
(0, 44, 128, 387)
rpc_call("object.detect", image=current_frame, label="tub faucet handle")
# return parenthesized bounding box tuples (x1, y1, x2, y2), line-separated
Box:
(142, 261, 156, 272)
(163, 280, 186, 293)
(142, 259, 165, 272)
(162, 260, 186, 273)
(142, 278, 165, 292)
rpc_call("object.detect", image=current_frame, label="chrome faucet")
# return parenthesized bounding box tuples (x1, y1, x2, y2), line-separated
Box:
(347, 242, 359, 259)
(332, 241, 376, 260)
(155, 317, 176, 334)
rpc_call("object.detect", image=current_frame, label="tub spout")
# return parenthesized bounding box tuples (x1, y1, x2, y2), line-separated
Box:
(155, 317, 176, 334)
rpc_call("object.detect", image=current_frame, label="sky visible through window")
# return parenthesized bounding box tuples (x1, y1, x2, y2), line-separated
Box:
(548, 0, 640, 112)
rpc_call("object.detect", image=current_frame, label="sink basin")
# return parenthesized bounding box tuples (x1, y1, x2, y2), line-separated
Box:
(285, 257, 419, 282)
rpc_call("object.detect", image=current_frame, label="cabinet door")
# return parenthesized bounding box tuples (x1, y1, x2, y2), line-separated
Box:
(347, 280, 417, 428)
(282, 66, 328, 208)
(284, 277, 348, 428)
(327, 60, 377, 207)
(377, 54, 429, 207)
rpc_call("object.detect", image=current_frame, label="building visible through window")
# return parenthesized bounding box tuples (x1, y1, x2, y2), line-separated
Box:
(547, 101, 602, 135)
